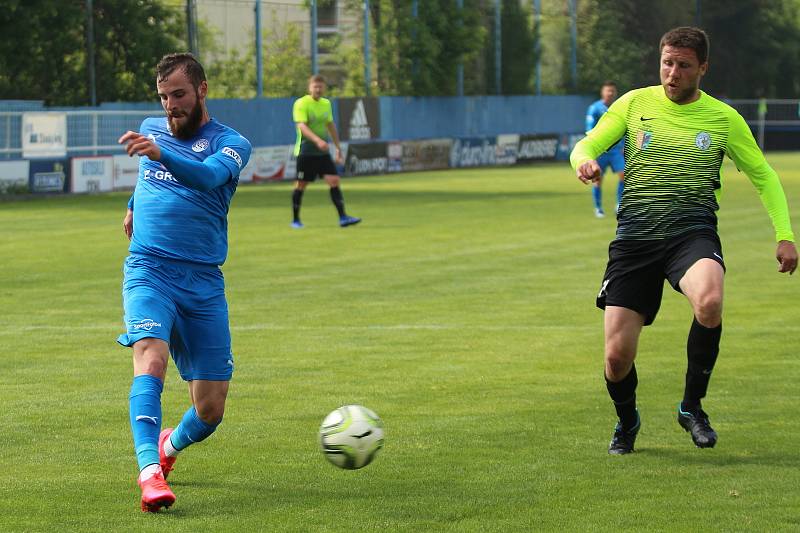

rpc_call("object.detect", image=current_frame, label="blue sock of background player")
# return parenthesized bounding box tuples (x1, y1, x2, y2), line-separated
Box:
(592, 184, 602, 211)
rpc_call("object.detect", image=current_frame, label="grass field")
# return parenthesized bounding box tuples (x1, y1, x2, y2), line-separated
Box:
(1, 154, 799, 532)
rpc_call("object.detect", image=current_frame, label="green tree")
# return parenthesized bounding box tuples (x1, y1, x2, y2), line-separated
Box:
(575, 0, 654, 94)
(0, 0, 185, 105)
(330, 0, 486, 96)
(574, 0, 800, 98)
(205, 16, 310, 99)
(700, 0, 800, 98)
(483, 0, 536, 94)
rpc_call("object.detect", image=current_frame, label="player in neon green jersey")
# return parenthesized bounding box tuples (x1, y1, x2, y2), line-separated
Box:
(571, 27, 797, 454)
(291, 74, 360, 228)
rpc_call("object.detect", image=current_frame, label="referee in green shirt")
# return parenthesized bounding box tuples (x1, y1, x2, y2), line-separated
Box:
(571, 27, 798, 455)
(291, 74, 360, 228)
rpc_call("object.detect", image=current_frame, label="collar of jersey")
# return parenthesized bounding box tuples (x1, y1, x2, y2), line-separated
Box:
(653, 85, 707, 111)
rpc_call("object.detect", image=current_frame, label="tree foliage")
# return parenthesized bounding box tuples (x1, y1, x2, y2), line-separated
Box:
(330, 0, 487, 96)
(575, 0, 800, 98)
(482, 0, 537, 95)
(0, 0, 184, 105)
(205, 20, 309, 99)
(2, 0, 800, 102)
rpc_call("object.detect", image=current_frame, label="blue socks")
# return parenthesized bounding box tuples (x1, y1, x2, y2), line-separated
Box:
(592, 185, 602, 209)
(169, 406, 221, 451)
(129, 374, 163, 471)
(617, 180, 625, 206)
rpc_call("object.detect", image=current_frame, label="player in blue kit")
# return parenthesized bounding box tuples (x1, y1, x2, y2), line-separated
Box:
(117, 53, 251, 512)
(585, 81, 625, 217)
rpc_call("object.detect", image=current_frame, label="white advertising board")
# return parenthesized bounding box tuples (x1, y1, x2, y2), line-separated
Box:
(71, 156, 114, 193)
(113, 154, 140, 190)
(241, 145, 295, 182)
(22, 112, 67, 158)
(0, 160, 30, 192)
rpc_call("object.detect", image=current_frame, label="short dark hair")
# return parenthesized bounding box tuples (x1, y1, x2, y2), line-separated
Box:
(601, 80, 617, 89)
(659, 27, 709, 64)
(156, 53, 206, 88)
(308, 74, 327, 85)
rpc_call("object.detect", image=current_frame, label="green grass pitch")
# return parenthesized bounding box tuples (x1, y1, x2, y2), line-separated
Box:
(1, 154, 799, 531)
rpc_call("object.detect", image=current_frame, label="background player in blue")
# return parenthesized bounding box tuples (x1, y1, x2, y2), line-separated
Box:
(586, 81, 625, 217)
(117, 53, 251, 512)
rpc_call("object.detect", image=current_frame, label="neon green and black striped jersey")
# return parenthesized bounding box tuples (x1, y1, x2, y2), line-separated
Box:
(571, 86, 795, 242)
(293, 95, 333, 157)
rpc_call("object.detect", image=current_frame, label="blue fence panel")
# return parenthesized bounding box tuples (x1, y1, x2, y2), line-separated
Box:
(380, 95, 593, 140)
(208, 98, 298, 148)
(0, 95, 593, 157)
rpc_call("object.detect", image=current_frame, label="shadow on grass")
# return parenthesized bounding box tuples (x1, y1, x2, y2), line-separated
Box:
(636, 446, 800, 468)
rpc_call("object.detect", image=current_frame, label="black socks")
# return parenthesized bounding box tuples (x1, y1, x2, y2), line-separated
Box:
(682, 318, 721, 410)
(606, 364, 638, 431)
(330, 186, 346, 218)
(292, 188, 305, 222)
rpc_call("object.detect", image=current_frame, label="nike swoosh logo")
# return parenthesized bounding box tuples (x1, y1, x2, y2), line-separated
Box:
(702, 369, 713, 375)
(640, 116, 657, 121)
(713, 252, 723, 261)
(136, 415, 159, 425)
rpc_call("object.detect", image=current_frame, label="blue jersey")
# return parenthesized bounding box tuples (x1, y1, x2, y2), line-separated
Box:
(129, 117, 252, 266)
(586, 99, 623, 154)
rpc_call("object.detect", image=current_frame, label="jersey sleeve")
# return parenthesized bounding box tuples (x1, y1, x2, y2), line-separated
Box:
(205, 133, 252, 181)
(326, 99, 334, 124)
(725, 110, 795, 242)
(571, 93, 631, 170)
(293, 98, 308, 124)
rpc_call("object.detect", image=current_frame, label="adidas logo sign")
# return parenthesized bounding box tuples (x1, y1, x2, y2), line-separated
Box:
(349, 100, 371, 140)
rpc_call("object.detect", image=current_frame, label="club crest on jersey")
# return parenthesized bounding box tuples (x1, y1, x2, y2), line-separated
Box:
(192, 138, 210, 152)
(636, 130, 653, 150)
(695, 132, 711, 150)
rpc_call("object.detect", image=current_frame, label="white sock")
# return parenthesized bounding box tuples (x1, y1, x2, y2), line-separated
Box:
(139, 463, 162, 482)
(164, 434, 181, 458)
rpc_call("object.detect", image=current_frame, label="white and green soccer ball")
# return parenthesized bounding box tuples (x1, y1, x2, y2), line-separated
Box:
(319, 405, 385, 470)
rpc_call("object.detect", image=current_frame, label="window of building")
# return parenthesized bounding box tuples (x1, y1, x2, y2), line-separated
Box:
(318, 0, 338, 28)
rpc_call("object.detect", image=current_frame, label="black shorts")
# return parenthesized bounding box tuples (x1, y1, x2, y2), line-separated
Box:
(296, 154, 337, 182)
(596, 229, 726, 326)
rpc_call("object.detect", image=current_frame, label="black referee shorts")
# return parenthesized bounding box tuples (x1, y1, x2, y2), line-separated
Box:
(596, 229, 726, 325)
(296, 154, 338, 182)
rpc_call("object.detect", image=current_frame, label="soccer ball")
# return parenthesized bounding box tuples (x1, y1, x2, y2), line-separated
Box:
(319, 404, 385, 470)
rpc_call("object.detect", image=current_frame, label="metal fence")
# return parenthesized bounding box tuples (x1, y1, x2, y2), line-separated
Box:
(0, 110, 153, 160)
(1, 99, 799, 161)
(727, 99, 800, 149)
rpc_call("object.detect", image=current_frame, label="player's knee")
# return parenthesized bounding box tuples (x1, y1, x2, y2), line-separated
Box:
(605, 351, 634, 381)
(195, 400, 225, 425)
(133, 340, 169, 379)
(694, 293, 722, 327)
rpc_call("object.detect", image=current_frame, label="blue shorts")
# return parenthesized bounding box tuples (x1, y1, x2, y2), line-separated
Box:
(117, 254, 233, 381)
(597, 150, 625, 174)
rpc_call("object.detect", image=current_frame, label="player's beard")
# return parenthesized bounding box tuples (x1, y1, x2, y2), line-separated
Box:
(167, 93, 204, 139)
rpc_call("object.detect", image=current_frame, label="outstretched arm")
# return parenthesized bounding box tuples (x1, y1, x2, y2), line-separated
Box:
(118, 131, 231, 192)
